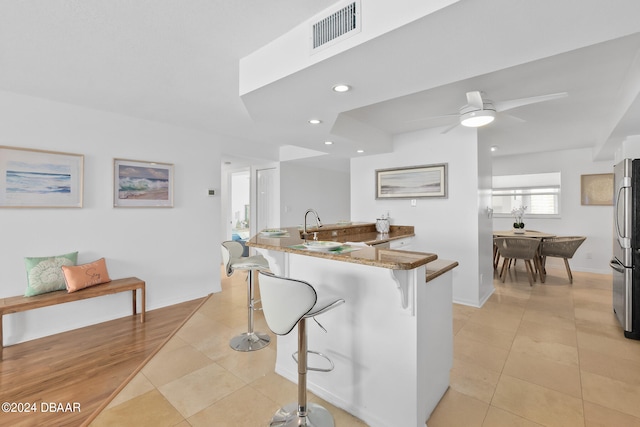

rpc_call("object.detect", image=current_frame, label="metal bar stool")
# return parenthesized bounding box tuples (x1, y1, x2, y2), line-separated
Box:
(221, 241, 271, 352)
(259, 271, 345, 427)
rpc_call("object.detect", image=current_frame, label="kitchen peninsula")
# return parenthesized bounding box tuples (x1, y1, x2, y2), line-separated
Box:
(247, 223, 458, 427)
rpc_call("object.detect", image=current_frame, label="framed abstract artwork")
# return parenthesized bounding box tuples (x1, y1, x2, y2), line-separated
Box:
(581, 173, 613, 206)
(0, 146, 84, 208)
(376, 163, 448, 199)
(113, 158, 174, 207)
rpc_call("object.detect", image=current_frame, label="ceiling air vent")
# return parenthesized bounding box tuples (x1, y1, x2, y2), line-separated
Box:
(311, 0, 361, 52)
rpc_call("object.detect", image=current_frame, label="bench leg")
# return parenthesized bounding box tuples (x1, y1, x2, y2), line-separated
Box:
(132, 287, 146, 323)
(140, 286, 146, 323)
(132, 289, 137, 316)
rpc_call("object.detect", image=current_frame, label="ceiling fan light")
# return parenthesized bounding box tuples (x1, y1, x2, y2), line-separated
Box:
(460, 110, 495, 127)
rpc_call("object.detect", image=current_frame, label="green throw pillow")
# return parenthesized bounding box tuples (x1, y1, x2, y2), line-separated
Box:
(24, 251, 78, 296)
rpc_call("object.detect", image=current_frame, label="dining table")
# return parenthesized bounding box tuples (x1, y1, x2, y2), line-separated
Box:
(493, 230, 556, 239)
(493, 230, 557, 282)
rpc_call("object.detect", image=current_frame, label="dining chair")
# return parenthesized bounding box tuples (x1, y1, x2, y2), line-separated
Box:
(540, 236, 586, 284)
(493, 241, 501, 271)
(494, 237, 541, 286)
(493, 231, 541, 271)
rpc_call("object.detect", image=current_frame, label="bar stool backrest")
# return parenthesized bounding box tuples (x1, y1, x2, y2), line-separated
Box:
(258, 272, 318, 336)
(221, 241, 244, 276)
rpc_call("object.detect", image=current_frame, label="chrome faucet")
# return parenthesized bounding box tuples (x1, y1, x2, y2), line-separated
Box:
(303, 209, 323, 240)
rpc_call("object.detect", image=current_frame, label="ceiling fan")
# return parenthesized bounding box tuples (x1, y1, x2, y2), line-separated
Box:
(413, 90, 568, 133)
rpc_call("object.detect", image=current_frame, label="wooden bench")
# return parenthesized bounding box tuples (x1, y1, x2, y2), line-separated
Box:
(0, 277, 145, 354)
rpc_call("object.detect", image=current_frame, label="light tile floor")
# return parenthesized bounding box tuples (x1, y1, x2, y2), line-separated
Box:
(90, 263, 640, 427)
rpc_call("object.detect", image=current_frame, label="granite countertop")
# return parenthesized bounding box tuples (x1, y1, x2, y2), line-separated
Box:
(425, 259, 459, 282)
(299, 222, 415, 245)
(247, 224, 436, 270)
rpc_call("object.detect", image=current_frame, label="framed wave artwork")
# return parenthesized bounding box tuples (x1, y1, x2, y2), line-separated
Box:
(376, 163, 448, 199)
(113, 158, 174, 208)
(0, 146, 84, 208)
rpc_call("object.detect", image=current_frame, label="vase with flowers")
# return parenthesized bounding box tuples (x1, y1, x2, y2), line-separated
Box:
(511, 206, 527, 233)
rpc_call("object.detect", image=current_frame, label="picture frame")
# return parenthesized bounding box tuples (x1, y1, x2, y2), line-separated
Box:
(376, 163, 447, 199)
(113, 159, 174, 208)
(0, 146, 84, 208)
(581, 173, 613, 206)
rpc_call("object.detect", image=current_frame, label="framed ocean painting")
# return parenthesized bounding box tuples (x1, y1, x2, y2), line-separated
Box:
(0, 146, 84, 208)
(113, 159, 174, 207)
(376, 163, 448, 199)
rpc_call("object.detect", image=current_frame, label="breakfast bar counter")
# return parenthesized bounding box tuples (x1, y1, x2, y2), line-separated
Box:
(247, 225, 457, 427)
(248, 226, 435, 270)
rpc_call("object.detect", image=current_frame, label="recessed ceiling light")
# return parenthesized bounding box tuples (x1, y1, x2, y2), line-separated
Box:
(357, 149, 364, 153)
(324, 141, 333, 145)
(332, 84, 351, 93)
(308, 119, 322, 125)
(490, 145, 498, 152)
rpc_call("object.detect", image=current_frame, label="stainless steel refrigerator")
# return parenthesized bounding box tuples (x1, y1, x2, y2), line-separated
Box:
(611, 158, 640, 339)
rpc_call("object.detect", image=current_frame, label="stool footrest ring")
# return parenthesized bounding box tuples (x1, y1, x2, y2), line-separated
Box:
(292, 350, 335, 372)
(251, 298, 263, 311)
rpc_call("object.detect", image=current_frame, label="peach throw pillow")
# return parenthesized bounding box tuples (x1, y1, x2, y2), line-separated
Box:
(62, 258, 112, 293)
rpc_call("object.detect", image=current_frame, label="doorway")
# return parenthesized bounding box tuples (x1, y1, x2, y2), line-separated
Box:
(256, 167, 279, 232)
(229, 169, 251, 242)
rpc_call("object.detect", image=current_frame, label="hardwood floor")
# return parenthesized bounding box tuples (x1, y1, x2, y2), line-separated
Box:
(0, 297, 205, 427)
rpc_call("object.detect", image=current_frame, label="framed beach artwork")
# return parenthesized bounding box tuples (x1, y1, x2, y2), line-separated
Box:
(0, 146, 84, 208)
(376, 163, 448, 199)
(113, 159, 174, 207)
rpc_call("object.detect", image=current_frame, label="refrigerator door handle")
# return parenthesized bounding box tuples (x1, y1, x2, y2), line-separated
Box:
(615, 182, 631, 249)
(610, 258, 626, 273)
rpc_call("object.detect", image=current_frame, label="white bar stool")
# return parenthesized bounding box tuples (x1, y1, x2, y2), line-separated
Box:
(221, 241, 271, 352)
(259, 271, 345, 427)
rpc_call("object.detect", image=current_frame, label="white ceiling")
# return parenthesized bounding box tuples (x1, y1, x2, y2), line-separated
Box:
(2, 0, 640, 166)
(343, 33, 640, 159)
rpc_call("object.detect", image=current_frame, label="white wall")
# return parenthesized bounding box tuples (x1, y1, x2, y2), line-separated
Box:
(616, 136, 640, 161)
(0, 91, 221, 346)
(477, 135, 495, 303)
(492, 147, 614, 274)
(351, 126, 494, 307)
(280, 161, 350, 227)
